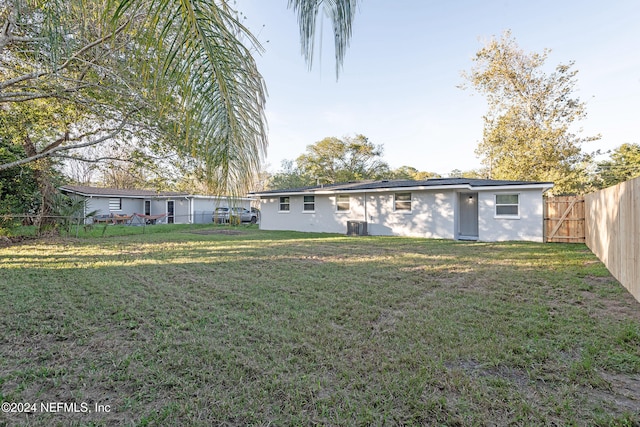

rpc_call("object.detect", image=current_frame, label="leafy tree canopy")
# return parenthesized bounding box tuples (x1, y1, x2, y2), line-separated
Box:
(0, 0, 267, 196)
(448, 168, 486, 179)
(267, 135, 440, 189)
(0, 0, 358, 196)
(462, 30, 599, 194)
(0, 137, 38, 215)
(595, 143, 640, 188)
(269, 159, 314, 190)
(296, 135, 391, 184)
(389, 166, 441, 180)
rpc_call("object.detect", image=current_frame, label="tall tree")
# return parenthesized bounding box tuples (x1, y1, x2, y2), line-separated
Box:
(595, 143, 640, 188)
(448, 168, 487, 179)
(268, 159, 314, 189)
(296, 135, 390, 184)
(462, 30, 599, 194)
(390, 166, 441, 180)
(0, 97, 75, 225)
(0, 0, 358, 197)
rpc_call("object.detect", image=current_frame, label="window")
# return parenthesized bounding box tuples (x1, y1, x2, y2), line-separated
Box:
(109, 198, 121, 211)
(303, 195, 315, 212)
(279, 196, 290, 212)
(394, 192, 412, 211)
(336, 195, 350, 212)
(495, 194, 519, 217)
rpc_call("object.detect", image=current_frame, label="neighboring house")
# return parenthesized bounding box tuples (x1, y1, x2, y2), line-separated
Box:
(251, 178, 554, 242)
(60, 185, 254, 224)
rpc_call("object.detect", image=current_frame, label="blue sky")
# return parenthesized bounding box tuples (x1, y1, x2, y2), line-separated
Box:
(238, 1, 640, 176)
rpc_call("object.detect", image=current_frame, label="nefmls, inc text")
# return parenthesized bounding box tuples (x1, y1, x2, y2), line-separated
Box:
(40, 402, 111, 413)
(2, 402, 112, 413)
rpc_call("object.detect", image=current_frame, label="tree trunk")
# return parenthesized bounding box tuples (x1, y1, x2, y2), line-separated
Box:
(23, 136, 57, 233)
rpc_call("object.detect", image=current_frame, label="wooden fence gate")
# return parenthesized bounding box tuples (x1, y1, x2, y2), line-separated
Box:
(544, 196, 585, 243)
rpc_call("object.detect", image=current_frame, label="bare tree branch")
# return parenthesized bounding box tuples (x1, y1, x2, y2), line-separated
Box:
(40, 131, 70, 153)
(0, 115, 132, 171)
(54, 155, 134, 163)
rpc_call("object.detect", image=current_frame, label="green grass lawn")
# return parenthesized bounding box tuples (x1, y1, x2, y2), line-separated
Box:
(1, 226, 639, 426)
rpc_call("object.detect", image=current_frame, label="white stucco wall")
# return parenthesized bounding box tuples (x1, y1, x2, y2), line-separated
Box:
(364, 191, 456, 238)
(259, 190, 457, 239)
(258, 194, 366, 234)
(259, 187, 546, 242)
(477, 189, 545, 242)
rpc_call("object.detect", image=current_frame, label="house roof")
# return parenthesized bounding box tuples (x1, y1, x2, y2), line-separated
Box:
(251, 178, 554, 196)
(60, 185, 189, 198)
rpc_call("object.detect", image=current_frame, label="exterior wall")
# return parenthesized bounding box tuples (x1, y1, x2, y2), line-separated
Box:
(259, 190, 456, 239)
(477, 189, 545, 242)
(74, 192, 254, 225)
(192, 197, 224, 224)
(171, 198, 190, 224)
(191, 197, 252, 224)
(365, 191, 456, 238)
(145, 198, 190, 224)
(86, 196, 142, 216)
(149, 199, 167, 217)
(72, 195, 256, 224)
(85, 197, 109, 216)
(121, 198, 143, 214)
(87, 196, 187, 223)
(259, 188, 546, 242)
(258, 194, 366, 234)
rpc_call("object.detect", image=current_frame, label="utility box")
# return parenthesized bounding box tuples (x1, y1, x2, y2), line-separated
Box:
(346, 221, 368, 236)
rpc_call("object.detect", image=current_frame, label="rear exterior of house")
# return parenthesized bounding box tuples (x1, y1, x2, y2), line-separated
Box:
(60, 185, 253, 224)
(252, 178, 553, 242)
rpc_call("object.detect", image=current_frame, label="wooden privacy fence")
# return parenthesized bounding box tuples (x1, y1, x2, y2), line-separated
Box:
(585, 177, 639, 303)
(544, 196, 585, 243)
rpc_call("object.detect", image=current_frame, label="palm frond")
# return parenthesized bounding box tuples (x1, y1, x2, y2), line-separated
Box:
(109, 0, 267, 195)
(288, 0, 358, 78)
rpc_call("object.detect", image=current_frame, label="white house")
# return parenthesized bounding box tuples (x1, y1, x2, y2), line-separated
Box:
(60, 185, 254, 224)
(251, 178, 554, 242)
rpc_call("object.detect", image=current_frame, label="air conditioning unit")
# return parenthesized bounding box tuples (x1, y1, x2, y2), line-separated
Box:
(346, 221, 367, 236)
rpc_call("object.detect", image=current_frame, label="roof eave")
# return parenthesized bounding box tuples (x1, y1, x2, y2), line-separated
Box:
(253, 182, 555, 197)
(60, 187, 188, 199)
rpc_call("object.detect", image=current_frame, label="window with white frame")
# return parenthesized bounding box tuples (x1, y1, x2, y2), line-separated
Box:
(394, 192, 412, 211)
(336, 194, 350, 212)
(109, 198, 122, 211)
(495, 194, 519, 217)
(303, 195, 315, 211)
(279, 196, 290, 212)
